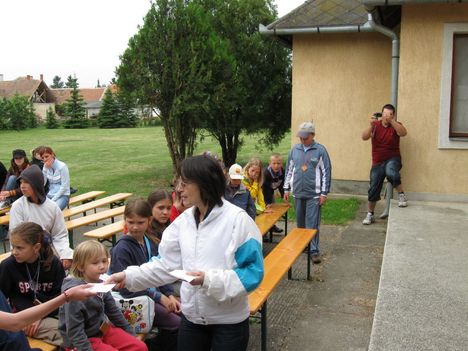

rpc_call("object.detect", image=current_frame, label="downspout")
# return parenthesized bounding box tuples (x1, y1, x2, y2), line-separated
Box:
(366, 10, 400, 219)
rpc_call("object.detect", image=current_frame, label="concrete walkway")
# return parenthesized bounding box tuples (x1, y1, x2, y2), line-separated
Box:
(369, 200, 468, 350)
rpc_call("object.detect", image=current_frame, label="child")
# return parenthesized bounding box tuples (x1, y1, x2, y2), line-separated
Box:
(242, 157, 271, 214)
(169, 177, 188, 222)
(110, 198, 180, 351)
(262, 153, 285, 233)
(0, 222, 65, 346)
(224, 163, 256, 220)
(39, 146, 70, 210)
(0, 149, 30, 207)
(147, 190, 172, 244)
(59, 240, 147, 351)
(9, 165, 73, 269)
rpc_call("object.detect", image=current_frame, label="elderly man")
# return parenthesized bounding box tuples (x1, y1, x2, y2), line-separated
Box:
(284, 122, 332, 264)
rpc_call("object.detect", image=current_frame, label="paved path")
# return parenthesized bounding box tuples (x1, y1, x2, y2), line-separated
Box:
(248, 200, 386, 351)
(369, 200, 468, 351)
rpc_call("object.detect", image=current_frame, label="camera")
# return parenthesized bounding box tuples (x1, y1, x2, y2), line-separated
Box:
(373, 112, 382, 118)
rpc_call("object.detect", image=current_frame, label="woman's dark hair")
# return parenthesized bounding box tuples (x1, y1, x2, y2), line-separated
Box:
(180, 155, 225, 208)
(10, 222, 54, 271)
(124, 198, 152, 219)
(9, 155, 30, 177)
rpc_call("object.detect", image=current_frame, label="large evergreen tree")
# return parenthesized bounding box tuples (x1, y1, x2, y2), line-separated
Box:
(97, 89, 119, 128)
(63, 78, 87, 128)
(50, 75, 64, 88)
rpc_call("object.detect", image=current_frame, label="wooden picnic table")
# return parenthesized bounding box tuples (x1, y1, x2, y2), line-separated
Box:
(63, 193, 132, 218)
(255, 203, 289, 238)
(68, 191, 106, 207)
(66, 206, 125, 248)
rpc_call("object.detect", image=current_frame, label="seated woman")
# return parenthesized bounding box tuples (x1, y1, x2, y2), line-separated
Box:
(39, 146, 70, 210)
(0, 149, 30, 208)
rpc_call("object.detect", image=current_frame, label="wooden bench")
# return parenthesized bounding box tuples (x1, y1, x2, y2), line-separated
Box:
(84, 220, 125, 246)
(249, 228, 316, 351)
(68, 190, 106, 207)
(27, 337, 58, 351)
(255, 203, 289, 240)
(66, 206, 125, 248)
(0, 206, 10, 216)
(63, 193, 132, 219)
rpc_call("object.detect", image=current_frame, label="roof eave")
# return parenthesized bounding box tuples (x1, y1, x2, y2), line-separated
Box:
(362, 0, 467, 5)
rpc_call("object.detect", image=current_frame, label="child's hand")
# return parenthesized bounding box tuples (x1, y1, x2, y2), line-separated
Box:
(169, 295, 181, 313)
(160, 294, 175, 312)
(23, 320, 41, 337)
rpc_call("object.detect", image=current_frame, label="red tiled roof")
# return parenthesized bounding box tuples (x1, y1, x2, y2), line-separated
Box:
(0, 77, 42, 99)
(49, 87, 107, 104)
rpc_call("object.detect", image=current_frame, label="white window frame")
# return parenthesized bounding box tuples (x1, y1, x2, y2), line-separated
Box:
(439, 23, 468, 149)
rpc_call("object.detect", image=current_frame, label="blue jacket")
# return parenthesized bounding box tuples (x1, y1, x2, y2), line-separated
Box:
(224, 183, 256, 220)
(284, 142, 332, 199)
(42, 158, 70, 200)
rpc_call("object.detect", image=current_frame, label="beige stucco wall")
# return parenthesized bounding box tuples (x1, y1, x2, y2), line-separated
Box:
(398, 4, 468, 196)
(291, 33, 391, 182)
(291, 4, 468, 198)
(33, 102, 54, 121)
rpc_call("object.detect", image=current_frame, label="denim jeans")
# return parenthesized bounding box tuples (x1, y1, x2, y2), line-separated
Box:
(294, 197, 321, 255)
(50, 195, 69, 210)
(4, 175, 17, 191)
(177, 315, 249, 351)
(368, 156, 402, 202)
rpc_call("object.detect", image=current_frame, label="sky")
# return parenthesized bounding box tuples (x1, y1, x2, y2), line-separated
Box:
(0, 0, 305, 88)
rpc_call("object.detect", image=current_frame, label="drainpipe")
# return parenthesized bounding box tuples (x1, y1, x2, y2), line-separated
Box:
(366, 10, 400, 219)
(260, 11, 400, 218)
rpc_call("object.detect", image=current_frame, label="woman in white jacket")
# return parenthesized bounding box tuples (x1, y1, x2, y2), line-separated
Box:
(107, 155, 264, 351)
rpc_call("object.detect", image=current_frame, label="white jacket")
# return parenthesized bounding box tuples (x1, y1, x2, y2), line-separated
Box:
(125, 199, 264, 325)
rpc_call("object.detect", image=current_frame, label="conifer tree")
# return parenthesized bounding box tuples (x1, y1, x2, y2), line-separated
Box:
(97, 89, 118, 128)
(45, 106, 59, 129)
(63, 78, 88, 128)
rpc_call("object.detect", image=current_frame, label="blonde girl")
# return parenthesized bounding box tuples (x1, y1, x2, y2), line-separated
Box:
(0, 222, 65, 346)
(242, 157, 270, 214)
(59, 240, 147, 351)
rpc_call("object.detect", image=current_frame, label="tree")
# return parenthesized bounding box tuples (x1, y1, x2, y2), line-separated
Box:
(45, 106, 59, 129)
(3, 94, 37, 131)
(97, 89, 119, 128)
(195, 0, 291, 166)
(63, 80, 88, 129)
(50, 75, 64, 88)
(115, 92, 137, 128)
(116, 0, 225, 171)
(65, 75, 78, 88)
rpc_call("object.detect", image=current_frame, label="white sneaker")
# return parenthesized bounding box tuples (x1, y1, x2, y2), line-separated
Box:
(398, 193, 408, 207)
(362, 212, 375, 225)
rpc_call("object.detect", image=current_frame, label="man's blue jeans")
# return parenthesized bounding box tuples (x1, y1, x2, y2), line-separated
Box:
(368, 156, 402, 202)
(294, 197, 321, 255)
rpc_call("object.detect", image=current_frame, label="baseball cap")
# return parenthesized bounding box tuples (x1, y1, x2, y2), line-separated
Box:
(296, 122, 315, 138)
(12, 149, 27, 158)
(228, 164, 244, 180)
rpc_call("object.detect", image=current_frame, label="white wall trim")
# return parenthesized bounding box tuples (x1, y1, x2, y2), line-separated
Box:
(439, 22, 468, 149)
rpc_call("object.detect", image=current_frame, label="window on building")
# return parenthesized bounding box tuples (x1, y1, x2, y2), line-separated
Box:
(439, 23, 468, 149)
(450, 34, 468, 138)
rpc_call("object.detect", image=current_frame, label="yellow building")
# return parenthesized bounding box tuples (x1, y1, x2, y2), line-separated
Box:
(262, 0, 468, 202)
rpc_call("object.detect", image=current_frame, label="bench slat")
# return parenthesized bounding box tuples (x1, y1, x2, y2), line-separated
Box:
(249, 228, 316, 314)
(63, 193, 132, 218)
(255, 203, 289, 236)
(66, 206, 125, 231)
(27, 337, 58, 351)
(84, 220, 125, 240)
(69, 191, 106, 206)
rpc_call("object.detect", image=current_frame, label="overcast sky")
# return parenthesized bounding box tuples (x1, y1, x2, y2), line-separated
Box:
(0, 0, 304, 88)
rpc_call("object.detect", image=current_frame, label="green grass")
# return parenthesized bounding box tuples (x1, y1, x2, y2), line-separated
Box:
(0, 126, 360, 225)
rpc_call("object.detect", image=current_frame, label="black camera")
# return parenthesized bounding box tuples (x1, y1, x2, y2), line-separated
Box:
(373, 112, 382, 118)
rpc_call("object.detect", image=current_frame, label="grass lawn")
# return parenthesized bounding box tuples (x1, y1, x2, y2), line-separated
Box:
(0, 126, 359, 225)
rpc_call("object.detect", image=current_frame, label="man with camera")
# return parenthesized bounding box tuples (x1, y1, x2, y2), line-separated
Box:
(362, 104, 408, 225)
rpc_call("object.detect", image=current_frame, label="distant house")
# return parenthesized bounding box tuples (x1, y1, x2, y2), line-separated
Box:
(0, 75, 118, 120)
(0, 75, 55, 120)
(261, 0, 468, 202)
